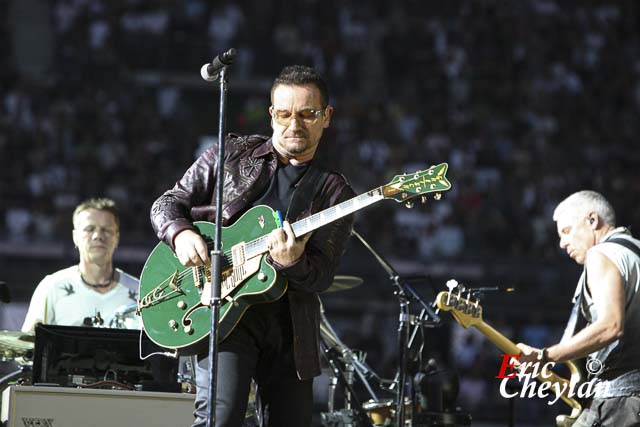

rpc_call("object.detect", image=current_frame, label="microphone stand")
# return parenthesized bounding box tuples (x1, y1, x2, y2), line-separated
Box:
(351, 229, 441, 427)
(206, 65, 231, 427)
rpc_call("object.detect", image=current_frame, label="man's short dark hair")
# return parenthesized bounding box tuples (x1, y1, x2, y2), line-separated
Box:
(271, 65, 329, 107)
(73, 197, 120, 228)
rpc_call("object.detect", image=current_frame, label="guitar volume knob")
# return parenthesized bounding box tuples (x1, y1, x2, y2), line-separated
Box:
(168, 320, 178, 331)
(257, 272, 267, 282)
(184, 325, 194, 335)
(177, 301, 187, 310)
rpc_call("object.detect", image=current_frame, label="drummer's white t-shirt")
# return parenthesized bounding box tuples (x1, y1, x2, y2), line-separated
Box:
(21, 265, 140, 332)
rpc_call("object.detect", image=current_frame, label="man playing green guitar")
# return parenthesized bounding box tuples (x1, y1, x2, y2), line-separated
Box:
(150, 65, 355, 427)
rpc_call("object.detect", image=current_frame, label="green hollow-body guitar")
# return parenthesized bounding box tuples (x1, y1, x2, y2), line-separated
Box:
(138, 163, 452, 352)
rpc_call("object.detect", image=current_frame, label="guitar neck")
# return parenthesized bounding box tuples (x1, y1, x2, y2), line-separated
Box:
(245, 187, 385, 258)
(291, 187, 385, 237)
(474, 322, 519, 355)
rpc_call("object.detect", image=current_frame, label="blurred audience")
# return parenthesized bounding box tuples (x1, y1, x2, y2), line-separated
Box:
(2, 0, 638, 423)
(3, 0, 637, 256)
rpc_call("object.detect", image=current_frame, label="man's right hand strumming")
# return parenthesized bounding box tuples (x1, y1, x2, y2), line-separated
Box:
(174, 229, 210, 266)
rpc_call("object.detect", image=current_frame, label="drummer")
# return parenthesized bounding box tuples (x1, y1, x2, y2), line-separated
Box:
(21, 198, 140, 332)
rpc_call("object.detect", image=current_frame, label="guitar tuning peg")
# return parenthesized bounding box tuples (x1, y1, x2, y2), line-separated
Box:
(434, 193, 442, 200)
(421, 196, 427, 204)
(405, 201, 414, 209)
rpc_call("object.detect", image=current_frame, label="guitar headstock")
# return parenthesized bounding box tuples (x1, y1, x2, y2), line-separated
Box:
(435, 290, 483, 329)
(382, 163, 452, 203)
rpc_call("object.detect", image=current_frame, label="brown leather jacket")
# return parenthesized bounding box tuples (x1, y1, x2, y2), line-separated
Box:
(150, 134, 355, 379)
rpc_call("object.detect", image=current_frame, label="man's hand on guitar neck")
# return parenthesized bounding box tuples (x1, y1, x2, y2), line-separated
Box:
(516, 343, 549, 373)
(517, 343, 543, 363)
(267, 221, 312, 267)
(174, 229, 210, 266)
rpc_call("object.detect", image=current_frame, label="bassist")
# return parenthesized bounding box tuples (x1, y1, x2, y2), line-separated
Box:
(517, 191, 640, 426)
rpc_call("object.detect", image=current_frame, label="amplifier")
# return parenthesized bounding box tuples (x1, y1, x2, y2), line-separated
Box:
(1, 385, 195, 427)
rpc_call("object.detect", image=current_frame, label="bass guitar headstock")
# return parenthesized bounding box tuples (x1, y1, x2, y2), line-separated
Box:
(435, 280, 483, 329)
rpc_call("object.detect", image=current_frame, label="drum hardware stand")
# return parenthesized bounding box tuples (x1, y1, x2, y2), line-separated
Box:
(351, 229, 442, 427)
(345, 356, 354, 415)
(328, 374, 339, 413)
(0, 364, 31, 393)
(320, 344, 374, 427)
(320, 301, 382, 400)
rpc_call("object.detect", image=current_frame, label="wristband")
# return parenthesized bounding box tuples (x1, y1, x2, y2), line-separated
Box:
(538, 347, 548, 363)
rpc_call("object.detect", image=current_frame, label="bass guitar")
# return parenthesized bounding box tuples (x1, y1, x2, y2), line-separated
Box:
(139, 163, 452, 352)
(434, 289, 582, 427)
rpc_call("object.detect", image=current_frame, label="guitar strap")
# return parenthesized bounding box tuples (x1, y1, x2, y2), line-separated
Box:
(561, 280, 584, 343)
(561, 236, 640, 343)
(284, 161, 330, 222)
(607, 237, 640, 259)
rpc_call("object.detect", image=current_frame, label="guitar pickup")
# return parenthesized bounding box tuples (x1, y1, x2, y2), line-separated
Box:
(231, 242, 246, 266)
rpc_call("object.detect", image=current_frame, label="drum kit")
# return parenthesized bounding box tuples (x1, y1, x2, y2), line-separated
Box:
(0, 331, 34, 360)
(0, 330, 34, 390)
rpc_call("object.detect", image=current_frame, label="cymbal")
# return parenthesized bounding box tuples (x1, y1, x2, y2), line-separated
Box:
(0, 330, 35, 358)
(325, 275, 363, 293)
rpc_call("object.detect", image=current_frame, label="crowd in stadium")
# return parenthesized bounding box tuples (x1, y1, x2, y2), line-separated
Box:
(2, 1, 637, 423)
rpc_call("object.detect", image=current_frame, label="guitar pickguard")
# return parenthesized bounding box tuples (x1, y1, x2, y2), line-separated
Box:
(198, 256, 263, 305)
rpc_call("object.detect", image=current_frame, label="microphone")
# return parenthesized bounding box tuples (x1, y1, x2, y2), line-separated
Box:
(200, 48, 237, 81)
(468, 286, 515, 294)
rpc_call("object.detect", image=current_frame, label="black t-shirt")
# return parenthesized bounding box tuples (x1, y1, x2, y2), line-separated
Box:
(253, 161, 309, 221)
(247, 161, 310, 315)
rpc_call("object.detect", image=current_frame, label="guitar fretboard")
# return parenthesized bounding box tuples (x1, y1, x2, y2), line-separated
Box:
(245, 187, 385, 259)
